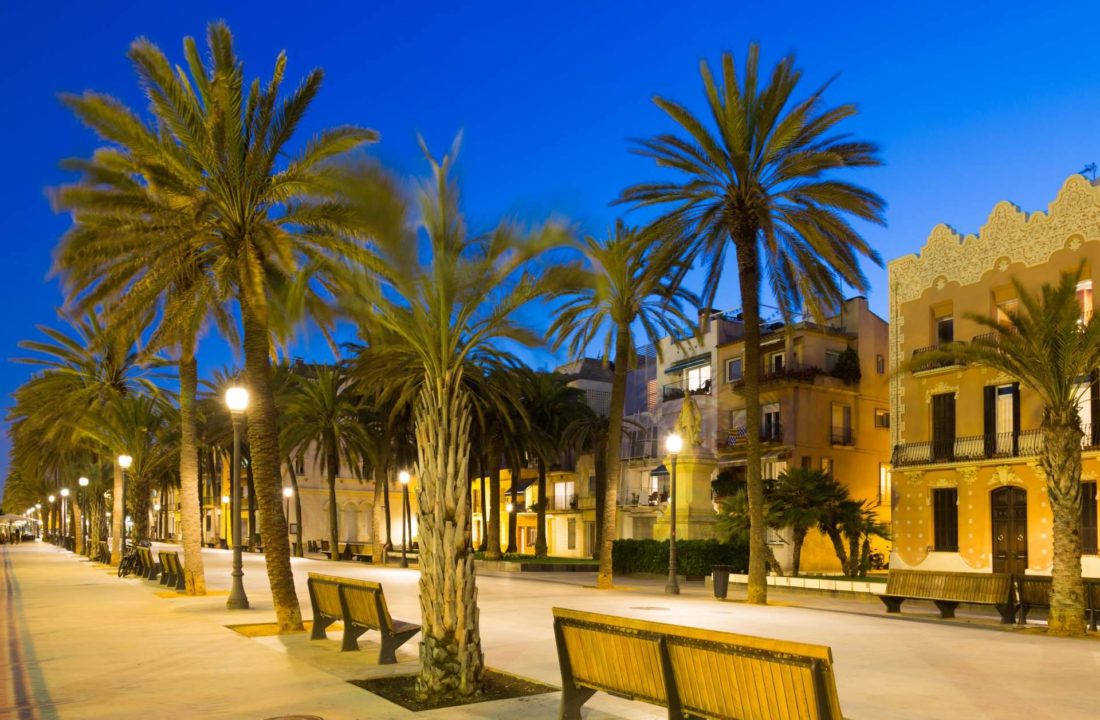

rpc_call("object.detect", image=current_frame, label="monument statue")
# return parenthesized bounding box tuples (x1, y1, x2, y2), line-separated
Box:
(676, 393, 704, 449)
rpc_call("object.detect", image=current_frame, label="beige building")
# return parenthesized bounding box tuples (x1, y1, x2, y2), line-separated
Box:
(889, 174, 1100, 577)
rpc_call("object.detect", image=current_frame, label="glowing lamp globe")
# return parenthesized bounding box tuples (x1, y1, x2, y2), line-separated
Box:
(665, 433, 684, 455)
(78, 476, 89, 487)
(398, 470, 411, 486)
(225, 386, 250, 413)
(60, 488, 70, 498)
(118, 455, 133, 470)
(283, 487, 294, 498)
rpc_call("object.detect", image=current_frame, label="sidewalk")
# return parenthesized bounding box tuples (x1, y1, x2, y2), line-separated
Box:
(3, 541, 1099, 719)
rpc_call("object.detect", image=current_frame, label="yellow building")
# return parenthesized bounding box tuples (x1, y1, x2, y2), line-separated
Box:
(715, 296, 892, 572)
(888, 174, 1100, 577)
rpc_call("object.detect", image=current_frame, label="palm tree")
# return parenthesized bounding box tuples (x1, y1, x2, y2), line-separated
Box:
(281, 363, 372, 559)
(620, 45, 885, 603)
(924, 270, 1100, 636)
(14, 314, 154, 564)
(520, 370, 591, 557)
(52, 22, 384, 631)
(715, 489, 782, 575)
(548, 220, 698, 589)
(342, 142, 565, 698)
(768, 468, 847, 575)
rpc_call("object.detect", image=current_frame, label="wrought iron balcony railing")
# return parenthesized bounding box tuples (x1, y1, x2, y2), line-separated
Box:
(888, 428, 1100, 467)
(662, 381, 713, 402)
(910, 342, 968, 373)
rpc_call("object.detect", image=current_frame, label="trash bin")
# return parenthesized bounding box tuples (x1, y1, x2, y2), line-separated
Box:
(712, 565, 732, 600)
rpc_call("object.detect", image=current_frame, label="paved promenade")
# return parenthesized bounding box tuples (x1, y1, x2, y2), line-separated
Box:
(2, 542, 1098, 719)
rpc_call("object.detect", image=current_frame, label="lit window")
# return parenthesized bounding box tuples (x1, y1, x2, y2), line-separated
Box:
(1078, 280, 1093, 324)
(768, 352, 785, 374)
(874, 409, 890, 428)
(995, 298, 1018, 326)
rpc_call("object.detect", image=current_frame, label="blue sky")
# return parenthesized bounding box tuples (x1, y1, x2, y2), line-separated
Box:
(2, 1, 1099, 492)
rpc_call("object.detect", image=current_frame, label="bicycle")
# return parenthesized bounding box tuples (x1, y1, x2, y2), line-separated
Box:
(117, 539, 151, 578)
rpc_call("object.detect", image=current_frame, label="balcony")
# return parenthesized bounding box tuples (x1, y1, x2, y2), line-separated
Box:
(732, 363, 823, 389)
(723, 426, 783, 449)
(891, 429, 1062, 467)
(548, 494, 579, 511)
(831, 428, 855, 446)
(911, 342, 967, 373)
(662, 381, 713, 402)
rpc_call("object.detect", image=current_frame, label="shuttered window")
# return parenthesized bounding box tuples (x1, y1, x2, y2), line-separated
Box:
(1082, 482, 1098, 555)
(932, 488, 959, 552)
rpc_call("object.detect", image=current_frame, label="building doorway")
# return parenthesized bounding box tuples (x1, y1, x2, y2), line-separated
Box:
(991, 486, 1027, 575)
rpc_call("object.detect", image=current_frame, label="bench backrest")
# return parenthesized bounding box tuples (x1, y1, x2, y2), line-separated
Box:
(341, 582, 392, 633)
(1016, 576, 1051, 606)
(307, 573, 344, 619)
(885, 570, 1012, 604)
(553, 608, 842, 720)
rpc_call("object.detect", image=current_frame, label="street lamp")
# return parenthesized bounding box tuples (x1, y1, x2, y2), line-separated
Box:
(153, 502, 162, 541)
(60, 488, 71, 544)
(225, 385, 250, 610)
(665, 432, 683, 596)
(48, 495, 56, 542)
(78, 477, 89, 555)
(398, 470, 411, 568)
(35, 503, 41, 538)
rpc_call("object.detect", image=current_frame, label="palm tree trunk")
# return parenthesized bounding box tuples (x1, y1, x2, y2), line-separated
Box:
(598, 325, 630, 589)
(110, 463, 124, 565)
(593, 439, 607, 559)
(826, 527, 849, 574)
(245, 457, 257, 549)
(242, 311, 304, 632)
(372, 466, 386, 563)
(327, 443, 340, 560)
(73, 502, 84, 555)
(737, 236, 768, 605)
(131, 474, 151, 542)
(179, 354, 207, 594)
(414, 376, 483, 698)
(535, 458, 548, 557)
(791, 528, 806, 575)
(486, 450, 503, 560)
(1041, 418, 1087, 636)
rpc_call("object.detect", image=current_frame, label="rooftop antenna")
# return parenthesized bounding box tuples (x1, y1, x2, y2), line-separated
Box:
(1082, 163, 1097, 182)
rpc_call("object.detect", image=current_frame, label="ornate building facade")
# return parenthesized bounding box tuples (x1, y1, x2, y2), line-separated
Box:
(888, 174, 1100, 576)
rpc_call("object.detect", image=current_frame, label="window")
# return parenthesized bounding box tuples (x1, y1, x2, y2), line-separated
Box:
(554, 481, 575, 511)
(820, 457, 833, 475)
(586, 475, 596, 496)
(567, 518, 577, 549)
(768, 352, 785, 374)
(995, 298, 1018, 326)
(1082, 481, 1098, 555)
(936, 316, 954, 345)
(800, 455, 812, 470)
(831, 403, 853, 445)
(766, 526, 785, 545)
(726, 356, 743, 382)
(876, 354, 886, 374)
(294, 456, 305, 475)
(932, 488, 959, 552)
(1078, 279, 1093, 323)
(685, 364, 711, 393)
(878, 463, 891, 506)
(825, 350, 841, 373)
(762, 403, 781, 441)
(931, 393, 956, 462)
(874, 409, 890, 428)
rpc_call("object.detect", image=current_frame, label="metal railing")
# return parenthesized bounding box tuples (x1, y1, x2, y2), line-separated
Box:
(662, 381, 713, 402)
(723, 426, 783, 448)
(911, 342, 967, 373)
(831, 428, 855, 446)
(889, 428, 1091, 467)
(732, 363, 823, 389)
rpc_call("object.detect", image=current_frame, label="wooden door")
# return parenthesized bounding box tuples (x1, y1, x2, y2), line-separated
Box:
(991, 486, 1028, 575)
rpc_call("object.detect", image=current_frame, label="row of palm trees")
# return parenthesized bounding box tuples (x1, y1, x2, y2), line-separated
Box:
(4, 22, 887, 698)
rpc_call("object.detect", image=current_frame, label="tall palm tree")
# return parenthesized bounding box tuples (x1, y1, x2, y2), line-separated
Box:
(768, 468, 847, 575)
(548, 220, 697, 589)
(620, 45, 885, 603)
(343, 142, 565, 698)
(520, 370, 590, 557)
(281, 363, 372, 559)
(52, 22, 384, 631)
(925, 270, 1100, 636)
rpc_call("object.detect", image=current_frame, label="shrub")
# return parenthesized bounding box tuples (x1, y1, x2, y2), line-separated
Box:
(612, 538, 749, 577)
(829, 346, 862, 384)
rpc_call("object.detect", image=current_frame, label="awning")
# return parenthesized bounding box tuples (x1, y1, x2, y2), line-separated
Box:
(664, 354, 710, 375)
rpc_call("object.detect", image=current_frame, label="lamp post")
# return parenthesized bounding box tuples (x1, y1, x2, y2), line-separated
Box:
(225, 386, 250, 610)
(60, 488, 71, 545)
(78, 477, 89, 554)
(398, 471, 411, 568)
(48, 495, 56, 542)
(118, 454, 132, 547)
(153, 503, 162, 541)
(664, 432, 683, 595)
(35, 503, 41, 538)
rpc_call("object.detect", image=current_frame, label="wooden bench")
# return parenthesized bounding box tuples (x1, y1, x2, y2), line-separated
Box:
(136, 546, 161, 581)
(552, 607, 845, 720)
(306, 573, 420, 663)
(878, 569, 1015, 623)
(158, 551, 186, 591)
(1017, 575, 1100, 629)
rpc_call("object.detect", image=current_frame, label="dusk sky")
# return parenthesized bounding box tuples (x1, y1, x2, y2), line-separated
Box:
(2, 1, 1099, 490)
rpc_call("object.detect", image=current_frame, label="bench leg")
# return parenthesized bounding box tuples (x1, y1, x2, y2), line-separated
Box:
(341, 624, 369, 652)
(933, 600, 958, 619)
(1018, 604, 1030, 625)
(377, 628, 419, 663)
(559, 686, 596, 720)
(996, 603, 1016, 624)
(310, 616, 336, 641)
(879, 596, 904, 613)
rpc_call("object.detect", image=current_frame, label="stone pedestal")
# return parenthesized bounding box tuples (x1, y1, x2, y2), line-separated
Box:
(654, 448, 718, 541)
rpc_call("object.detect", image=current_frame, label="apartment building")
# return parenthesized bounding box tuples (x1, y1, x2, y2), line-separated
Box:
(888, 174, 1100, 577)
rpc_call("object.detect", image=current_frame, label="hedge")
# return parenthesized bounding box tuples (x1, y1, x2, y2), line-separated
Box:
(612, 538, 749, 577)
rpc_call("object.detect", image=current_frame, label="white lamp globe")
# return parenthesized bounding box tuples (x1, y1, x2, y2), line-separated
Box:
(78, 477, 89, 487)
(283, 487, 294, 498)
(60, 488, 70, 498)
(225, 386, 250, 413)
(118, 455, 133, 469)
(665, 433, 684, 455)
(398, 470, 411, 486)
